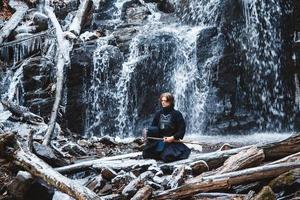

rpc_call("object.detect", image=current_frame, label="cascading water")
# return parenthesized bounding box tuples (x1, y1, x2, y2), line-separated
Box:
(87, 0, 292, 137)
(87, 0, 219, 136)
(241, 0, 285, 130)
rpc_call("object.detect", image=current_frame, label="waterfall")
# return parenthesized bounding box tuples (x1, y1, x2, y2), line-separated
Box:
(115, 38, 140, 136)
(241, 0, 284, 130)
(178, 0, 221, 26)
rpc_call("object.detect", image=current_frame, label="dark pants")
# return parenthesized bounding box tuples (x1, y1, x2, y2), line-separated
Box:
(143, 140, 191, 162)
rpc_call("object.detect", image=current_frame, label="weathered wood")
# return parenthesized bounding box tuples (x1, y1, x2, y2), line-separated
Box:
(122, 172, 153, 198)
(55, 152, 142, 173)
(188, 146, 265, 182)
(268, 152, 300, 165)
(191, 192, 248, 200)
(131, 185, 153, 200)
(0, 133, 99, 200)
(261, 132, 300, 160)
(42, 4, 71, 145)
(1, 100, 44, 125)
(93, 159, 156, 171)
(0, 1, 29, 44)
(190, 160, 209, 176)
(68, 0, 92, 35)
(43, 0, 91, 145)
(154, 162, 300, 200)
(163, 132, 300, 170)
(167, 165, 187, 189)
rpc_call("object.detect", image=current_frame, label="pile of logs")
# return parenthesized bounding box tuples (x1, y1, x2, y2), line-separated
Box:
(1, 129, 300, 199)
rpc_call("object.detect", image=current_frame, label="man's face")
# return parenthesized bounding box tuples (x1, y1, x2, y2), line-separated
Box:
(161, 97, 171, 108)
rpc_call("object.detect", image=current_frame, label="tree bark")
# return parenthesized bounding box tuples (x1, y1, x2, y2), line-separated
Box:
(42, 3, 71, 146)
(261, 132, 300, 160)
(56, 152, 142, 173)
(0, 133, 99, 200)
(131, 185, 153, 200)
(154, 162, 300, 200)
(162, 132, 300, 170)
(68, 0, 92, 36)
(0, 1, 29, 44)
(43, 0, 92, 145)
(1, 100, 44, 125)
(189, 146, 265, 181)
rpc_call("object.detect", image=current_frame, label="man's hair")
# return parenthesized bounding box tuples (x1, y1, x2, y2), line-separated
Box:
(159, 92, 175, 107)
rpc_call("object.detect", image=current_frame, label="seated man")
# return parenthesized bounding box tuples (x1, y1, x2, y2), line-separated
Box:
(142, 92, 191, 162)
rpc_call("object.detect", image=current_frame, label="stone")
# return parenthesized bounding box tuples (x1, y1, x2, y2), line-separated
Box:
(33, 12, 48, 31)
(7, 171, 33, 200)
(33, 142, 67, 167)
(61, 142, 87, 156)
(101, 167, 118, 181)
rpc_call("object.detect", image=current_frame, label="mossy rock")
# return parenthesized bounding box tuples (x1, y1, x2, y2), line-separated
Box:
(253, 186, 275, 200)
(269, 168, 300, 191)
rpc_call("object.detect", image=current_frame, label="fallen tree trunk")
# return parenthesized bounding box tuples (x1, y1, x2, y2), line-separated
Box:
(42, 4, 71, 146)
(1, 100, 44, 125)
(43, 0, 92, 145)
(261, 132, 300, 160)
(0, 1, 29, 44)
(154, 162, 300, 200)
(189, 146, 265, 181)
(192, 192, 248, 199)
(56, 152, 142, 173)
(163, 132, 300, 169)
(68, 0, 92, 36)
(0, 133, 99, 200)
(57, 133, 300, 175)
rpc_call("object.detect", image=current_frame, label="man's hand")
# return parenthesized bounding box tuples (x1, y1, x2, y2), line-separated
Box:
(163, 136, 175, 143)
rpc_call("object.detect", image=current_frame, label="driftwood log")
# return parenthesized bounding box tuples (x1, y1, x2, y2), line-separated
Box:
(1, 100, 44, 125)
(43, 0, 92, 145)
(0, 1, 29, 44)
(68, 0, 92, 36)
(189, 146, 265, 180)
(154, 162, 300, 199)
(42, 3, 71, 145)
(0, 133, 99, 200)
(56, 152, 142, 173)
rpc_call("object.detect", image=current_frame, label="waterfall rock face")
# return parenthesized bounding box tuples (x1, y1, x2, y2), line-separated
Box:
(67, 0, 296, 136)
(0, 0, 297, 137)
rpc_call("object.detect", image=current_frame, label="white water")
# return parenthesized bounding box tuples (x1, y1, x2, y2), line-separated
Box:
(241, 0, 284, 129)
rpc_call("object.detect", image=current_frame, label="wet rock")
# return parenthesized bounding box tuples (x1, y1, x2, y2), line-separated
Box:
(85, 175, 106, 193)
(111, 173, 135, 193)
(253, 186, 275, 200)
(33, 12, 48, 31)
(61, 142, 87, 156)
(101, 167, 118, 181)
(99, 136, 117, 146)
(15, 25, 37, 34)
(52, 0, 79, 19)
(79, 30, 102, 42)
(269, 168, 300, 197)
(145, 180, 163, 190)
(122, 2, 150, 24)
(167, 165, 187, 189)
(7, 171, 33, 200)
(33, 142, 67, 167)
(77, 139, 91, 147)
(160, 164, 174, 175)
(122, 171, 154, 198)
(157, 0, 175, 13)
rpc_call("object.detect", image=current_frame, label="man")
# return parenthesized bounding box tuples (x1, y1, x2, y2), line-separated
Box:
(142, 92, 191, 162)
